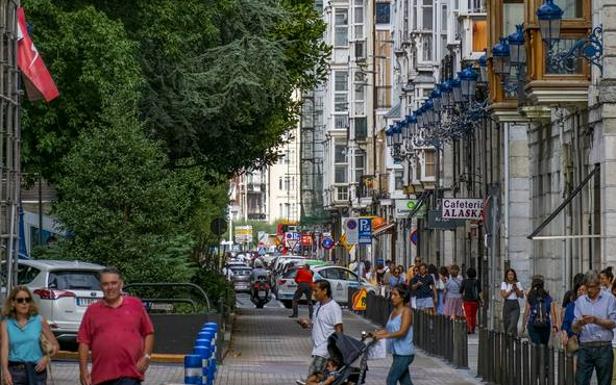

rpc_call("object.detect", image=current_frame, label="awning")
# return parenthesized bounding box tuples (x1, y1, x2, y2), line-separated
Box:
(373, 223, 395, 237)
(384, 102, 401, 119)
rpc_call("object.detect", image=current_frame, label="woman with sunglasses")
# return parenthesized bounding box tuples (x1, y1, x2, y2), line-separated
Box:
(1, 286, 59, 385)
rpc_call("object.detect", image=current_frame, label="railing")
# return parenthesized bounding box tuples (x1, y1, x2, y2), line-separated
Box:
(477, 329, 575, 385)
(348, 289, 468, 369)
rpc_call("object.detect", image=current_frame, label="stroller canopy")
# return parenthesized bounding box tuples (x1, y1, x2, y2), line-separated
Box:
(327, 332, 366, 366)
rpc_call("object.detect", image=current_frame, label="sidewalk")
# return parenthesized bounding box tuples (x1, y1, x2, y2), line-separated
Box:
(46, 361, 183, 385)
(216, 307, 484, 385)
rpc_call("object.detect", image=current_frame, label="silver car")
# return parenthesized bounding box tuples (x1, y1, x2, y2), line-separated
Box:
(10, 259, 105, 341)
(229, 266, 252, 292)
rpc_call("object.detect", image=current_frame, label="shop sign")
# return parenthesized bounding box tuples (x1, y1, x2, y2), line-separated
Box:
(441, 198, 484, 220)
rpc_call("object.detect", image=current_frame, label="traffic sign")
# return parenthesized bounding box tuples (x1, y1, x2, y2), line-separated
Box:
(358, 218, 372, 244)
(321, 237, 334, 250)
(210, 218, 228, 236)
(343, 217, 358, 244)
(352, 288, 368, 311)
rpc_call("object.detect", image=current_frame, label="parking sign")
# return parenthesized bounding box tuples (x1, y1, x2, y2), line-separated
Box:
(358, 218, 372, 244)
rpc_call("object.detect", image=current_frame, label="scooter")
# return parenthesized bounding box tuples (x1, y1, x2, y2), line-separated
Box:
(250, 276, 271, 309)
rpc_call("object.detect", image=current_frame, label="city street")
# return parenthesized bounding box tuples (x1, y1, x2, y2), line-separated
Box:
(217, 294, 482, 385)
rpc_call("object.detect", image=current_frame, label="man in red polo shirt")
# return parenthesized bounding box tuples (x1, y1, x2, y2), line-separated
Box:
(78, 267, 154, 385)
(289, 264, 314, 319)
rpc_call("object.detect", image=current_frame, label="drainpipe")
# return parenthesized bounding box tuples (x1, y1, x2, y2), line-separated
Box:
(504, 123, 510, 268)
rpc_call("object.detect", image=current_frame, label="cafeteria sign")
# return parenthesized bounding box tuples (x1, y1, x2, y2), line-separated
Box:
(442, 198, 484, 220)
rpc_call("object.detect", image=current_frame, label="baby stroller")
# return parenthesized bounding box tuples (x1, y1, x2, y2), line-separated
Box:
(325, 331, 377, 385)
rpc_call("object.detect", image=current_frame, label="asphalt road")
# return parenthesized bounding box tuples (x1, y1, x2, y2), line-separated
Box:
(234, 291, 286, 310)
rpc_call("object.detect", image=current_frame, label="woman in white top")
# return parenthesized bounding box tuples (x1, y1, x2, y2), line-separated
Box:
(500, 268, 524, 336)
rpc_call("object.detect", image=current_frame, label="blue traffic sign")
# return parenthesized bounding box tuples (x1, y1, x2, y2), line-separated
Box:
(321, 237, 335, 250)
(358, 218, 372, 244)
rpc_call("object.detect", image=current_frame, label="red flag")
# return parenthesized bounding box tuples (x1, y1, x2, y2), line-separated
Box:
(17, 7, 59, 102)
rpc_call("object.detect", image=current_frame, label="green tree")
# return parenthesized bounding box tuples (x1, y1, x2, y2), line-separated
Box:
(48, 114, 195, 284)
(21, 0, 143, 181)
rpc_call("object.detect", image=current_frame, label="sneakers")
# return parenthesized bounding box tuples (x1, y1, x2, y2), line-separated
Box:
(288, 314, 298, 318)
(296, 380, 306, 385)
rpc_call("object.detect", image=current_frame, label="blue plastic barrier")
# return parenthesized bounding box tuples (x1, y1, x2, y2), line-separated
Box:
(184, 354, 202, 384)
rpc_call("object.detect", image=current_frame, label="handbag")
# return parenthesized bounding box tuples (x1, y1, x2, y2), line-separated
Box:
(566, 335, 579, 353)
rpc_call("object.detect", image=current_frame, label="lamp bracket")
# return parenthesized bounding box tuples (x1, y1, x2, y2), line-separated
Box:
(548, 25, 603, 74)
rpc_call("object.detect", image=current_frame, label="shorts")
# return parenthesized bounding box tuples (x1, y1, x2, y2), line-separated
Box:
(416, 297, 434, 310)
(308, 355, 327, 378)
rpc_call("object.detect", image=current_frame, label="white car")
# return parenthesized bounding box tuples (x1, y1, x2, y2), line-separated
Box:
(276, 265, 376, 308)
(10, 259, 105, 342)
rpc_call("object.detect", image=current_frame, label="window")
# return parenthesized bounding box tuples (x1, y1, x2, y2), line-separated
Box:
(503, 2, 524, 36)
(335, 166, 347, 183)
(355, 118, 368, 140)
(335, 115, 349, 129)
(355, 150, 365, 182)
(335, 9, 349, 46)
(354, 80, 365, 114)
(422, 0, 433, 30)
(556, 0, 583, 19)
(279, 177, 283, 190)
(376, 2, 391, 24)
(279, 203, 283, 218)
(422, 34, 433, 62)
(334, 71, 348, 112)
(17, 265, 40, 285)
(545, 38, 583, 74)
(395, 170, 404, 190)
(424, 149, 437, 178)
(354, 7, 364, 24)
(284, 177, 290, 191)
(335, 145, 347, 163)
(48, 271, 101, 290)
(441, 4, 448, 32)
(336, 186, 349, 201)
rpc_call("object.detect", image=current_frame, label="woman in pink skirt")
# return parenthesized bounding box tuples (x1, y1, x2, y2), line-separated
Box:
(443, 264, 465, 319)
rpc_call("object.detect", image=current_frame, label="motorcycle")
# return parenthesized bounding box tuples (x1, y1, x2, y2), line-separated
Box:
(250, 275, 271, 309)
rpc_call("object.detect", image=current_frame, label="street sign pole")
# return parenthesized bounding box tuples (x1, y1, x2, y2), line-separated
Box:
(488, 183, 500, 331)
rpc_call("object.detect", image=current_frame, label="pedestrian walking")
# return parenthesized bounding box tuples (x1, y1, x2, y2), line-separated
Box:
(500, 268, 524, 336)
(410, 263, 436, 314)
(444, 264, 464, 320)
(297, 280, 343, 382)
(78, 267, 155, 385)
(1, 286, 60, 385)
(600, 266, 614, 291)
(290, 264, 314, 319)
(460, 267, 481, 334)
(375, 284, 414, 385)
(397, 265, 406, 283)
(406, 257, 421, 286)
(561, 283, 586, 373)
(572, 271, 616, 385)
(436, 266, 448, 315)
(523, 275, 556, 346)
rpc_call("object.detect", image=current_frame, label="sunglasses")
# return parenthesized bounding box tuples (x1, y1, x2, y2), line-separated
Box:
(15, 297, 31, 304)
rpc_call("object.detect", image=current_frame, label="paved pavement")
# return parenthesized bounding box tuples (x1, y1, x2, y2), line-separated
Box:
(217, 302, 484, 385)
(47, 361, 184, 385)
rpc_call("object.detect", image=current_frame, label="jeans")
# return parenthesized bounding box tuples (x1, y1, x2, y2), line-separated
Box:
(307, 355, 327, 378)
(98, 378, 142, 385)
(502, 300, 520, 336)
(291, 282, 314, 318)
(575, 344, 613, 385)
(386, 354, 414, 385)
(527, 324, 550, 345)
(8, 364, 47, 385)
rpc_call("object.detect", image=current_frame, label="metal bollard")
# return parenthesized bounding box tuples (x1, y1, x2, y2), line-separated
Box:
(548, 346, 555, 385)
(530, 343, 537, 385)
(521, 340, 530, 385)
(184, 354, 203, 385)
(565, 353, 574, 385)
(514, 337, 522, 385)
(557, 349, 565, 385)
(488, 330, 495, 384)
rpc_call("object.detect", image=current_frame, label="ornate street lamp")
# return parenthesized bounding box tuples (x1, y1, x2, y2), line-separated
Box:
(508, 24, 526, 67)
(393, 122, 402, 146)
(451, 75, 463, 104)
(478, 51, 488, 83)
(536, 0, 563, 47)
(459, 66, 478, 99)
(492, 38, 511, 77)
(424, 99, 434, 125)
(386, 126, 393, 147)
(430, 87, 442, 113)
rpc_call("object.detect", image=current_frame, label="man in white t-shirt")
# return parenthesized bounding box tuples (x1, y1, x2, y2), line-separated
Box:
(297, 279, 343, 383)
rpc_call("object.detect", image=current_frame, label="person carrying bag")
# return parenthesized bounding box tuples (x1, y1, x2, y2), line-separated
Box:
(1, 286, 59, 385)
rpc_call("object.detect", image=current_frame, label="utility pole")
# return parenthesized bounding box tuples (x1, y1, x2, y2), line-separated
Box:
(487, 183, 500, 331)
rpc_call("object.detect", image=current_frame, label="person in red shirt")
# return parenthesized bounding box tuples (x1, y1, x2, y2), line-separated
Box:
(78, 267, 154, 385)
(290, 264, 314, 319)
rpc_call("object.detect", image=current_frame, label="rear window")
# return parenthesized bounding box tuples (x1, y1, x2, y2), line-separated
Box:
(48, 270, 101, 290)
(282, 269, 298, 279)
(233, 269, 251, 276)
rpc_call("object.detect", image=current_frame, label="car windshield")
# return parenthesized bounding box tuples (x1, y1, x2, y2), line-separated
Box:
(282, 269, 298, 279)
(232, 269, 252, 275)
(48, 270, 101, 290)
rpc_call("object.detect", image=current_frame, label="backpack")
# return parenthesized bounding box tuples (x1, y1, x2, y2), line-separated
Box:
(531, 296, 551, 328)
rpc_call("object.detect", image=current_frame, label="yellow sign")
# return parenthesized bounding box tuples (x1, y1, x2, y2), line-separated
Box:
(338, 234, 354, 252)
(352, 288, 368, 311)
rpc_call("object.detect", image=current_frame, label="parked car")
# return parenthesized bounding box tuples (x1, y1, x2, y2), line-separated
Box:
(276, 264, 375, 308)
(4, 259, 105, 342)
(228, 265, 252, 292)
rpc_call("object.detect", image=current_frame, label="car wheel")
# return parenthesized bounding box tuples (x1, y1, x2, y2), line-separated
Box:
(256, 303, 264, 309)
(281, 300, 293, 309)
